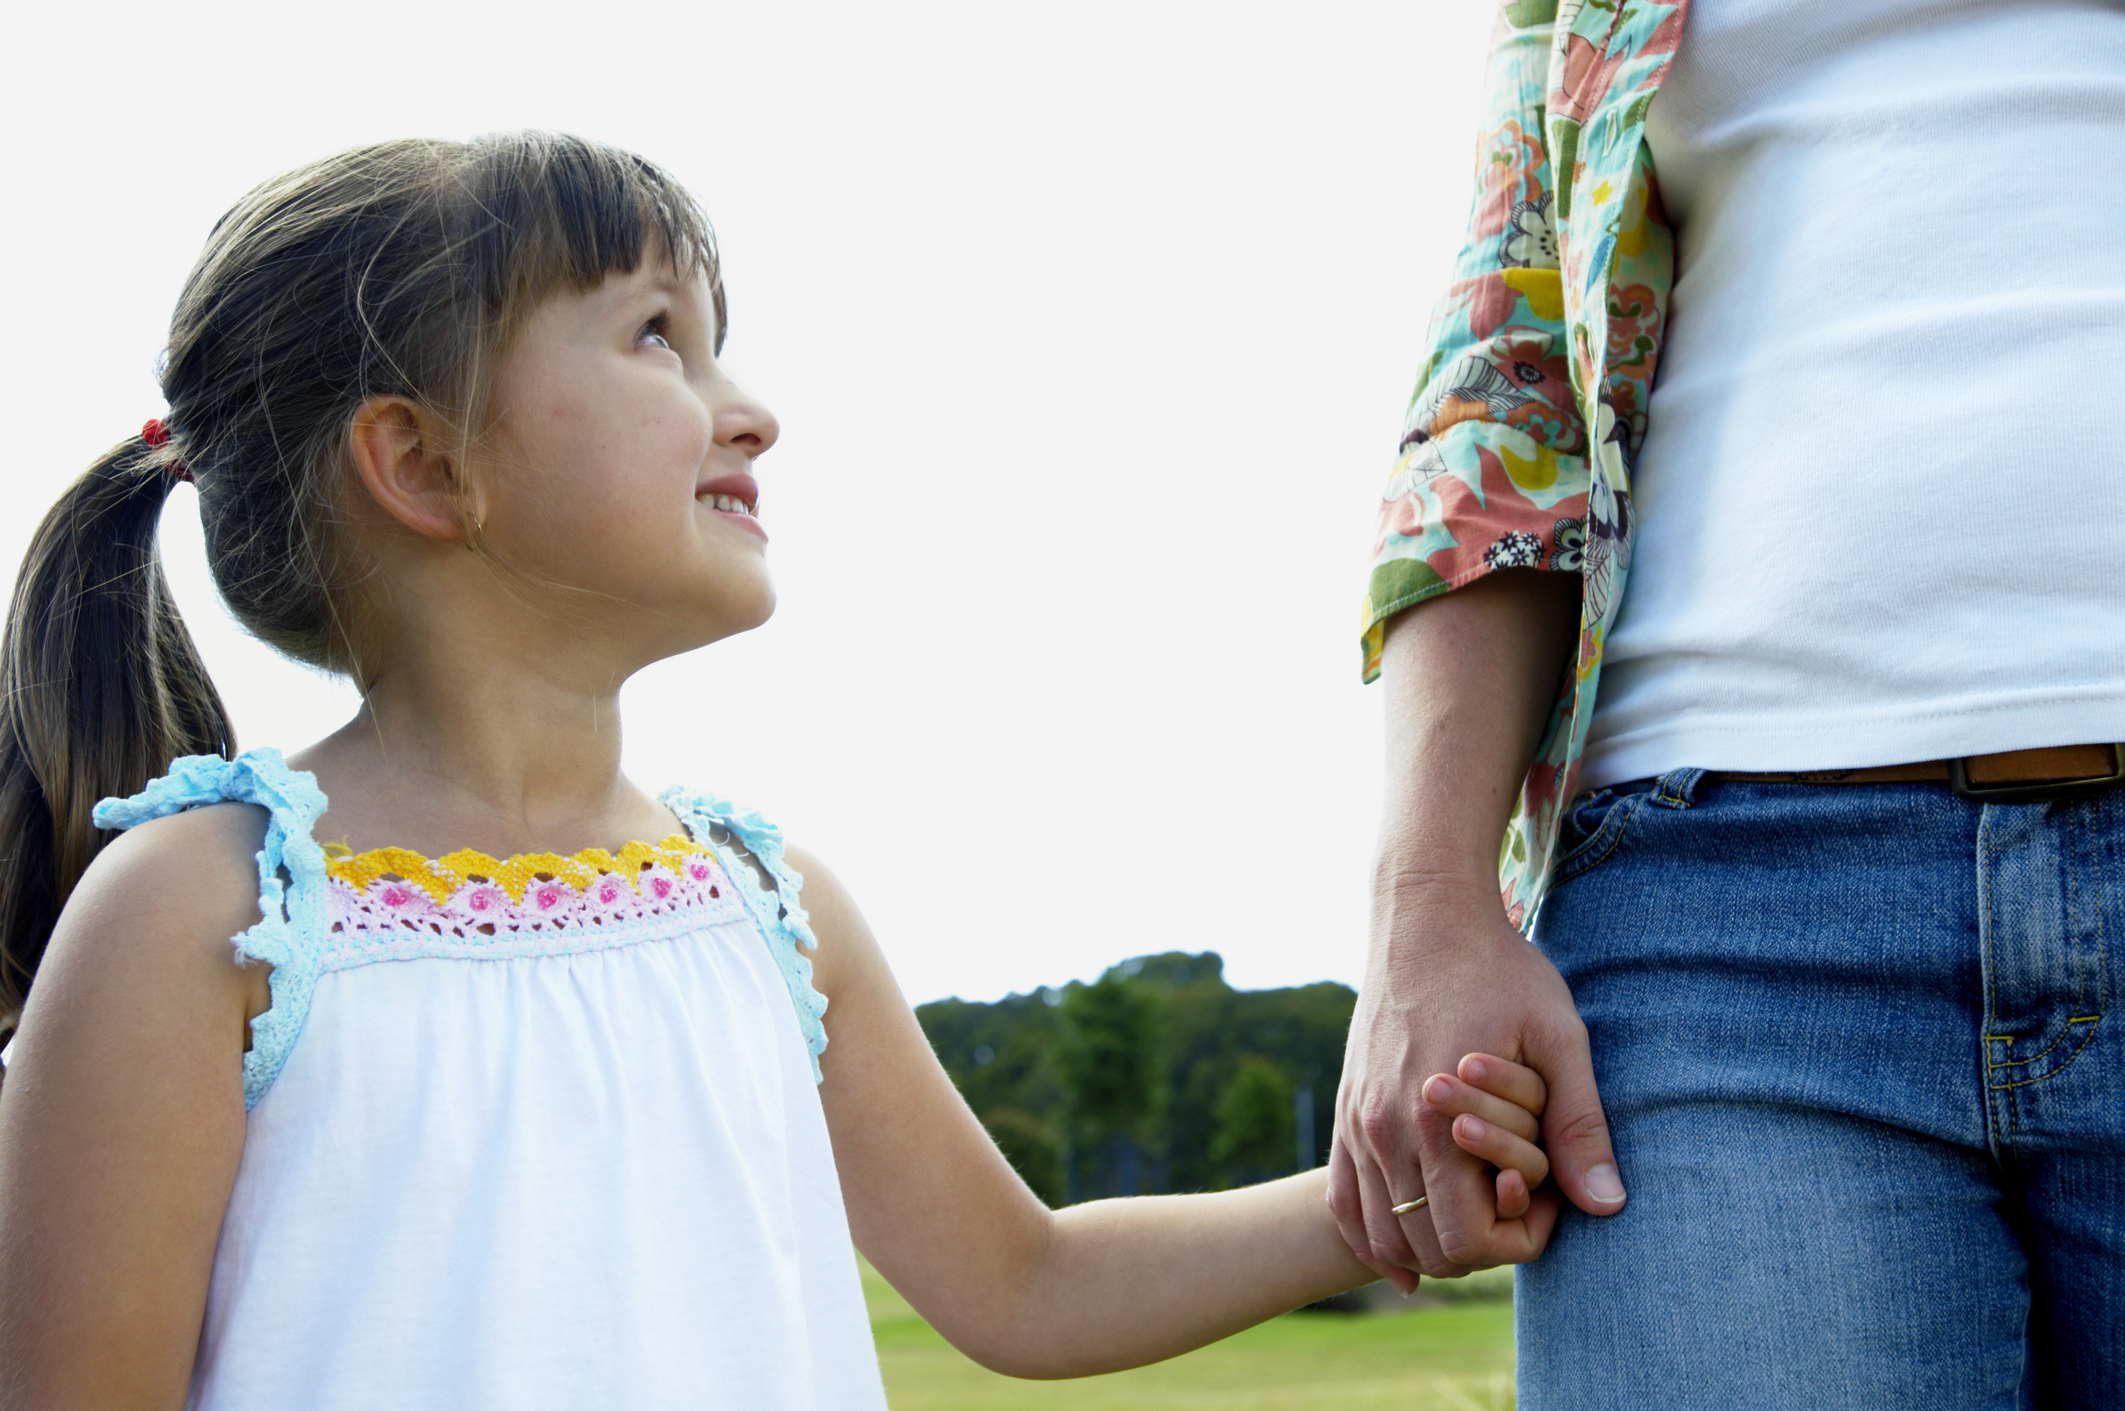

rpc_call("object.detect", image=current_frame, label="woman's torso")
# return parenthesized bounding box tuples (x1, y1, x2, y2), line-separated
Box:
(1586, 0, 2125, 785)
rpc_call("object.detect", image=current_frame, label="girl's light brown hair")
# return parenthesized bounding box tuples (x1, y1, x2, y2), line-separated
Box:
(0, 131, 724, 1033)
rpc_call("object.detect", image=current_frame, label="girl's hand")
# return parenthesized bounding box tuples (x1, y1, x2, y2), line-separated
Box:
(1424, 1053, 1550, 1220)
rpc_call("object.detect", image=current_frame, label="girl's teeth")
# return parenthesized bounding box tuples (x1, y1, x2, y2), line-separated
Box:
(709, 494, 753, 516)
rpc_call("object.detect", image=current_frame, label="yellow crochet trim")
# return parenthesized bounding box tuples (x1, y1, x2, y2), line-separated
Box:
(324, 834, 712, 905)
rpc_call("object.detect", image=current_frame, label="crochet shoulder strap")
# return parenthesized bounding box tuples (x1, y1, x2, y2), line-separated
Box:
(93, 749, 330, 1110)
(659, 787, 829, 1081)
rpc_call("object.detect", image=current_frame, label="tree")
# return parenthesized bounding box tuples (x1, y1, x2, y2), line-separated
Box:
(980, 1107, 1066, 1207)
(1211, 1057, 1295, 1187)
(913, 952, 1356, 1203)
(916, 989, 1064, 1121)
(1055, 970, 1162, 1199)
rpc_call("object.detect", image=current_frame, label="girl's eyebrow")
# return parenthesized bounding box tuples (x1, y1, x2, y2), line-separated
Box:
(611, 269, 700, 320)
(641, 270, 721, 345)
(593, 262, 679, 305)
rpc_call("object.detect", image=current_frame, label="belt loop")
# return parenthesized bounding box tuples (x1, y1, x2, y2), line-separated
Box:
(1651, 767, 1706, 809)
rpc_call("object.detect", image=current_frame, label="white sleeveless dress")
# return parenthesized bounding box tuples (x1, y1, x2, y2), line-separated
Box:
(89, 750, 887, 1411)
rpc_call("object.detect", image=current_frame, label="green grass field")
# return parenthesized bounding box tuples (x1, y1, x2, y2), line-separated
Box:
(863, 1263, 1517, 1410)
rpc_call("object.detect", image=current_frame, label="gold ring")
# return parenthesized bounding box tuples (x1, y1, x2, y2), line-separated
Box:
(1390, 1196, 1429, 1216)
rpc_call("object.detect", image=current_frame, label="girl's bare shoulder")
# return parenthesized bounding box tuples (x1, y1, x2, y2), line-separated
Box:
(49, 802, 276, 988)
(778, 843, 888, 1006)
(79, 802, 269, 921)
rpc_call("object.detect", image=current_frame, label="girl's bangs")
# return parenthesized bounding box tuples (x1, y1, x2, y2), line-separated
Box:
(458, 132, 726, 345)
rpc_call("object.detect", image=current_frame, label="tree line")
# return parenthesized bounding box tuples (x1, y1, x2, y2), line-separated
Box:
(915, 951, 1357, 1205)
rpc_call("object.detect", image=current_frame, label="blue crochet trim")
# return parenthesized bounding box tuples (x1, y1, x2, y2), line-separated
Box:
(660, 787, 829, 1081)
(92, 749, 329, 1111)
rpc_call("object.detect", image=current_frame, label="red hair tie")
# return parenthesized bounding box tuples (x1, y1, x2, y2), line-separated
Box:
(141, 419, 193, 483)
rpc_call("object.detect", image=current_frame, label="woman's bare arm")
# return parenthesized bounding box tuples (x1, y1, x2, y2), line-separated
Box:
(0, 805, 270, 1410)
(1329, 568, 1624, 1287)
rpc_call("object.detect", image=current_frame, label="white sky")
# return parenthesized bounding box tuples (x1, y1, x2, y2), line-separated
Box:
(1, 1, 1493, 1005)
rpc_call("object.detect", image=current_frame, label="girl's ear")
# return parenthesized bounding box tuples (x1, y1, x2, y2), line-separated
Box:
(349, 396, 480, 542)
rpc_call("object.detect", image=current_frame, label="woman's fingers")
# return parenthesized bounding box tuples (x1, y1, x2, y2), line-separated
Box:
(1451, 1112, 1551, 1192)
(1422, 1072, 1541, 1143)
(1355, 1151, 1427, 1293)
(1327, 1142, 1418, 1293)
(1326, 1146, 1410, 1293)
(1458, 1052, 1548, 1117)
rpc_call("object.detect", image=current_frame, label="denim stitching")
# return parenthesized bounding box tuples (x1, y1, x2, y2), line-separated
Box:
(1988, 803, 2113, 1091)
(1552, 792, 1647, 888)
(1985, 1015, 2100, 1071)
(2083, 797, 2110, 1020)
(1546, 795, 1611, 878)
(2068, 800, 2096, 1016)
(1651, 767, 1705, 809)
(1987, 1019, 2102, 1090)
(1986, 803, 2108, 1090)
(1978, 808, 2008, 1157)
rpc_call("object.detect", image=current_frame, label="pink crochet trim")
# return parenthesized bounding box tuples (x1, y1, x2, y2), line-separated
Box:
(324, 852, 752, 968)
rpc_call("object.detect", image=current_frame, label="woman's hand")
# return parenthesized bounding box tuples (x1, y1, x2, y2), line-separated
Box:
(1329, 899, 1619, 1285)
(1328, 571, 1625, 1288)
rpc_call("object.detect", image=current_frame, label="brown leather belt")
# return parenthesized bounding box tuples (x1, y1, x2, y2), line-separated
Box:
(1708, 744, 2125, 805)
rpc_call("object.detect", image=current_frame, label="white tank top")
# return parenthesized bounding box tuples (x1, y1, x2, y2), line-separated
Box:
(87, 751, 887, 1411)
(1584, 0, 2125, 785)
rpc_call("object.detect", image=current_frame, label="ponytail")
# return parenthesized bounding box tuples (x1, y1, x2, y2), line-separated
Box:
(0, 436, 234, 1033)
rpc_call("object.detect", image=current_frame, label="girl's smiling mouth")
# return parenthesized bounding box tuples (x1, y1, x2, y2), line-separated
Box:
(697, 471, 766, 541)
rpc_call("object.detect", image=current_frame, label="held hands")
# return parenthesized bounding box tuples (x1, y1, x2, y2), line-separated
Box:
(1327, 902, 1626, 1291)
(1328, 1047, 1560, 1294)
(1426, 1052, 1553, 1222)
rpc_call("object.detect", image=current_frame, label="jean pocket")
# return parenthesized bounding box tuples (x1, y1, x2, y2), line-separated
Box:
(1550, 787, 1645, 889)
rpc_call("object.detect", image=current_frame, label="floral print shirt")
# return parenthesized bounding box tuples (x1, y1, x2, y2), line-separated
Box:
(1361, 0, 1688, 926)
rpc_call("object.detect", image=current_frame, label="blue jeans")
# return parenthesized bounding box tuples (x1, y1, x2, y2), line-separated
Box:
(1518, 770, 2125, 1409)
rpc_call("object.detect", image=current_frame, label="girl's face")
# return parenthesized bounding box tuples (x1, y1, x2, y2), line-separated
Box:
(479, 258, 780, 664)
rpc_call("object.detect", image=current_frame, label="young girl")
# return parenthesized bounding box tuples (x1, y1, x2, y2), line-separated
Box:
(0, 132, 1553, 1408)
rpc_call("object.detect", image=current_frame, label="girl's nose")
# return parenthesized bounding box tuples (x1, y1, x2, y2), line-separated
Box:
(718, 387, 780, 458)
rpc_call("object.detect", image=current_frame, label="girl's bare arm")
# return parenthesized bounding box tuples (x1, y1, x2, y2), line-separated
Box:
(0, 805, 269, 1410)
(800, 845, 1379, 1379)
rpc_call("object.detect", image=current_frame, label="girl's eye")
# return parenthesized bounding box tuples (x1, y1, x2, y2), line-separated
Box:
(639, 318, 673, 351)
